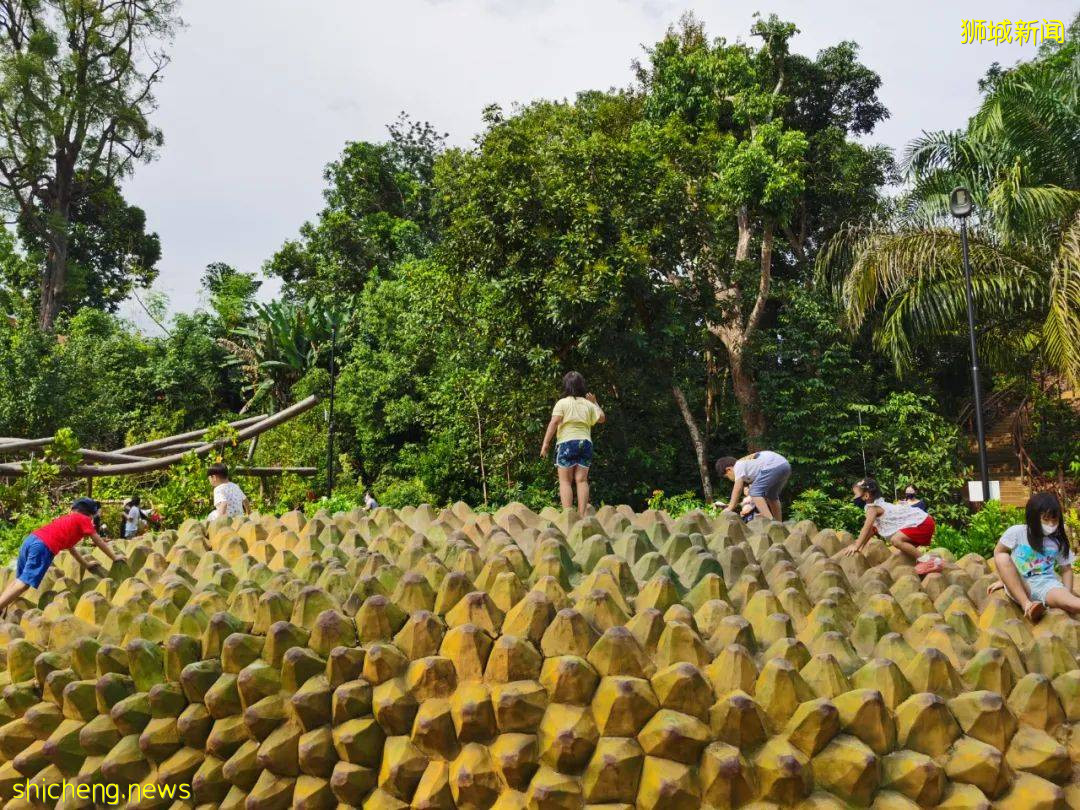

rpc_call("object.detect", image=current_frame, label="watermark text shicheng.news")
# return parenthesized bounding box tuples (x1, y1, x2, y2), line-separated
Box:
(961, 19, 1065, 44)
(15, 781, 192, 805)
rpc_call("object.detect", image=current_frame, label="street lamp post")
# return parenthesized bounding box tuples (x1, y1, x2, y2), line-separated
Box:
(326, 317, 337, 498)
(950, 186, 991, 503)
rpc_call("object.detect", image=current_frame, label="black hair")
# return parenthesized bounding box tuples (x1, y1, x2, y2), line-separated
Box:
(561, 371, 587, 398)
(208, 464, 229, 480)
(854, 477, 882, 501)
(903, 485, 919, 496)
(714, 456, 738, 477)
(1025, 491, 1065, 553)
(129, 496, 141, 506)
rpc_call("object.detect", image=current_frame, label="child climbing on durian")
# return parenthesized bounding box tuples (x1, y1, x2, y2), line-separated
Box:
(840, 477, 937, 562)
(986, 492, 1077, 623)
(0, 498, 125, 618)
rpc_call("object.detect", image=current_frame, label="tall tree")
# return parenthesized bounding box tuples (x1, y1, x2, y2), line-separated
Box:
(266, 114, 445, 299)
(636, 14, 889, 450)
(0, 0, 180, 329)
(12, 172, 161, 315)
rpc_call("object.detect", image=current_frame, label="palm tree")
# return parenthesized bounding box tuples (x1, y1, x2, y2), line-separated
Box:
(818, 29, 1080, 383)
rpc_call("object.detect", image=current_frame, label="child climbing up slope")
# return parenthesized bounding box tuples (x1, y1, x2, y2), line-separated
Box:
(0, 498, 125, 618)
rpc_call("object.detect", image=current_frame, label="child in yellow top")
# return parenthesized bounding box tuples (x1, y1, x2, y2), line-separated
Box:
(540, 371, 605, 512)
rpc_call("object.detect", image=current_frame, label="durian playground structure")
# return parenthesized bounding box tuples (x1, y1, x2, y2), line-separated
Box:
(1, 502, 1079, 810)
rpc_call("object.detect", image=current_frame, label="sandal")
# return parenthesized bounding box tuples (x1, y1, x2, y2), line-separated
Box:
(1024, 601, 1046, 623)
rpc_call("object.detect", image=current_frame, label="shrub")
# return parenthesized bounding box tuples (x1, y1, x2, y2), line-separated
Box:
(967, 500, 1023, 555)
(303, 493, 364, 517)
(789, 488, 865, 535)
(931, 500, 1024, 558)
(376, 477, 438, 509)
(646, 490, 714, 517)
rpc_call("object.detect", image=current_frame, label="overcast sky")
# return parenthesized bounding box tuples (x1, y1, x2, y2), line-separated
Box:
(119, 0, 1077, 326)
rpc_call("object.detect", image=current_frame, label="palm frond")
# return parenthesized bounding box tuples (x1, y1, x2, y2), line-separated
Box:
(1042, 210, 1080, 384)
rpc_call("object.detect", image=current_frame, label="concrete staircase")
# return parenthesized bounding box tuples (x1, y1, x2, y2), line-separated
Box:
(973, 415, 1030, 507)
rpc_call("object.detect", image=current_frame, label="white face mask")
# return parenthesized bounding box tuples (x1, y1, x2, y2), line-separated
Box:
(1042, 521, 1060, 536)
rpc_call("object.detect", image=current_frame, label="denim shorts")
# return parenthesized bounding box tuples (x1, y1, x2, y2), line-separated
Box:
(748, 461, 791, 499)
(16, 535, 55, 588)
(556, 440, 593, 469)
(1026, 574, 1068, 603)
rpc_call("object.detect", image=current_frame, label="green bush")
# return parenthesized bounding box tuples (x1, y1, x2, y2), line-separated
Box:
(789, 488, 865, 535)
(376, 477, 438, 509)
(303, 493, 364, 517)
(967, 500, 1024, 554)
(931, 499, 1024, 558)
(645, 490, 715, 517)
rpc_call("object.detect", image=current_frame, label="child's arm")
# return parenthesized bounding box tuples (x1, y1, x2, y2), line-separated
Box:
(69, 545, 107, 575)
(585, 393, 606, 425)
(540, 415, 562, 458)
(724, 478, 746, 512)
(841, 508, 880, 556)
(89, 533, 125, 564)
(1062, 564, 1074, 593)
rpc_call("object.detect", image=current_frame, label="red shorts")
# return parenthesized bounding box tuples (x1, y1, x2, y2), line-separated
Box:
(897, 515, 936, 546)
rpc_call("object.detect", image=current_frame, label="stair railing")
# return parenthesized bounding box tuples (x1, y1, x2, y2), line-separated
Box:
(1011, 397, 1041, 488)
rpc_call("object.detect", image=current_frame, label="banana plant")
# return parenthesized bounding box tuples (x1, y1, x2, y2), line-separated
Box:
(223, 295, 355, 412)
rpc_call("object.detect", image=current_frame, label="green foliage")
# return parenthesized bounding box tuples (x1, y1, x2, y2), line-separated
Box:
(201, 262, 262, 334)
(932, 500, 1025, 558)
(843, 392, 968, 525)
(14, 172, 161, 316)
(0, 0, 180, 327)
(757, 283, 890, 493)
(789, 488, 866, 534)
(968, 500, 1025, 554)
(376, 477, 438, 510)
(1026, 392, 1080, 478)
(303, 493, 363, 517)
(266, 114, 445, 299)
(820, 18, 1080, 383)
(645, 490, 715, 517)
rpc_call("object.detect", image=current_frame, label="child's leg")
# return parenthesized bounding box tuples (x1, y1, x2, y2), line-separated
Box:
(750, 496, 774, 520)
(890, 531, 922, 560)
(557, 466, 575, 510)
(0, 580, 30, 617)
(1045, 587, 1080, 614)
(574, 466, 590, 514)
(994, 552, 1037, 611)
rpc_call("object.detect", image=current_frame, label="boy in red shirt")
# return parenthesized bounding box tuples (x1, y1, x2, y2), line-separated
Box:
(0, 498, 125, 617)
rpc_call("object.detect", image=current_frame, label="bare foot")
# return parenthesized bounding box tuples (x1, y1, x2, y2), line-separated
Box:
(1024, 601, 1046, 623)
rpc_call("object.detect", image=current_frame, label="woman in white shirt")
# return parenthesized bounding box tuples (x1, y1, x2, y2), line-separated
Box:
(841, 477, 937, 561)
(123, 496, 146, 539)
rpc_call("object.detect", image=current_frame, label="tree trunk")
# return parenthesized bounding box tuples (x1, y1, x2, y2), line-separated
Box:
(39, 206, 70, 330)
(729, 349, 766, 448)
(736, 207, 751, 262)
(672, 385, 713, 501)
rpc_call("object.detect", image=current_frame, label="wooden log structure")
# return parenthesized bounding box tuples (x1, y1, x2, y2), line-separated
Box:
(0, 397, 319, 478)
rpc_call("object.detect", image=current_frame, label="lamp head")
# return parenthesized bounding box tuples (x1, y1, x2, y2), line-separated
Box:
(950, 187, 973, 218)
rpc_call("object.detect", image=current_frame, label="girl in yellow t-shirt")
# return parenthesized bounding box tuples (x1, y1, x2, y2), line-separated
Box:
(540, 371, 605, 512)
